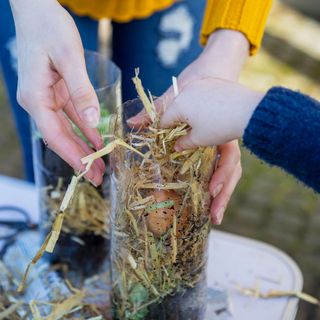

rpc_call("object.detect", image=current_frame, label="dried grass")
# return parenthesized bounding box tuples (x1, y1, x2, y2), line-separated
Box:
(1, 262, 109, 319)
(18, 72, 216, 318)
(109, 74, 217, 319)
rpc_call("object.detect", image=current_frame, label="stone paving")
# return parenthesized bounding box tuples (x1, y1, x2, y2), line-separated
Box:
(219, 149, 320, 319)
(0, 1, 320, 319)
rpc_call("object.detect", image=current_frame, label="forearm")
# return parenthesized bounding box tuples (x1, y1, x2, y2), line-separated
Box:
(202, 29, 250, 80)
(9, 0, 59, 37)
(201, 0, 273, 55)
(243, 87, 320, 192)
(9, 0, 55, 14)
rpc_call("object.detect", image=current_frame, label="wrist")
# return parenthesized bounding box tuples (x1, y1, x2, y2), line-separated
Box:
(201, 29, 250, 81)
(206, 30, 249, 60)
(10, 0, 60, 38)
(237, 90, 265, 138)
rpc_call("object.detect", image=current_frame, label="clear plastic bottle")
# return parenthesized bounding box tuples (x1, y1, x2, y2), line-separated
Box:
(110, 99, 217, 319)
(32, 51, 121, 277)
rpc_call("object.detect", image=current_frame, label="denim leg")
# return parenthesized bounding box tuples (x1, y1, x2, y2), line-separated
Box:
(69, 11, 99, 51)
(0, 0, 98, 182)
(111, 0, 206, 101)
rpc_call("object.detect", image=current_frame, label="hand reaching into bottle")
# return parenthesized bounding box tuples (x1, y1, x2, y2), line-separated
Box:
(160, 78, 264, 149)
(128, 30, 250, 225)
(159, 77, 264, 224)
(10, 0, 104, 185)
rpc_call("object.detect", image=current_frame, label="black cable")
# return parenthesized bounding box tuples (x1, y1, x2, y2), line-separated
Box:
(0, 205, 38, 258)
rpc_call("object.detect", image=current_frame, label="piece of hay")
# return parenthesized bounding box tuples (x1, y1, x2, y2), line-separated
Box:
(111, 74, 217, 318)
(46, 291, 86, 320)
(132, 68, 157, 123)
(0, 301, 24, 320)
(237, 284, 320, 305)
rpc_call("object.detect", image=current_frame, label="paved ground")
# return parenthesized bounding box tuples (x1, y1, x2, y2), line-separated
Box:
(0, 2, 320, 319)
(219, 149, 320, 319)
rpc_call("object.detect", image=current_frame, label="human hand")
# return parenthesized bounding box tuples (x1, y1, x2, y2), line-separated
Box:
(128, 30, 251, 224)
(10, 0, 104, 185)
(160, 78, 264, 149)
(160, 77, 264, 224)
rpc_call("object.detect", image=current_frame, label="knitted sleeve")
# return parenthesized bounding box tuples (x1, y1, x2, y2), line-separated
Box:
(243, 87, 320, 192)
(201, 0, 273, 55)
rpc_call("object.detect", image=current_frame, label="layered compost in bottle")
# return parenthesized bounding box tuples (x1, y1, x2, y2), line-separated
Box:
(110, 73, 217, 319)
(32, 123, 111, 276)
(31, 52, 121, 277)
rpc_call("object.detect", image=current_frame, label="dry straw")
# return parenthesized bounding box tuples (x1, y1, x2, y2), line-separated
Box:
(110, 71, 217, 318)
(11, 70, 318, 320)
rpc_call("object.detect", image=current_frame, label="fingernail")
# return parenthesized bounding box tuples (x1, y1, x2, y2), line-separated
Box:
(127, 114, 146, 127)
(82, 106, 99, 128)
(215, 206, 225, 225)
(96, 137, 104, 150)
(127, 114, 139, 122)
(212, 183, 223, 198)
(90, 180, 98, 188)
(126, 118, 135, 125)
(174, 144, 182, 152)
(85, 176, 98, 187)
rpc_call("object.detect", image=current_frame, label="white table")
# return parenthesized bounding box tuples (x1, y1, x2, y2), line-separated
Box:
(0, 175, 303, 319)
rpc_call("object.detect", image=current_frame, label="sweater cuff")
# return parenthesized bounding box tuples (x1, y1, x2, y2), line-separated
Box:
(200, 0, 272, 55)
(243, 87, 320, 192)
(243, 87, 292, 156)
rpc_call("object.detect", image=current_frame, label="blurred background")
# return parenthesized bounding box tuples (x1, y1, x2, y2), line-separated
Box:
(1, 1, 320, 319)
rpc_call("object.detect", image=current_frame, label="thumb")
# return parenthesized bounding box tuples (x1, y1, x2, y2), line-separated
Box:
(160, 102, 181, 128)
(174, 131, 198, 152)
(127, 86, 176, 128)
(126, 108, 150, 128)
(54, 53, 100, 128)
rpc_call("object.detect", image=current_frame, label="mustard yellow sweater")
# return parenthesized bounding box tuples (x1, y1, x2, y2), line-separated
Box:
(59, 0, 272, 54)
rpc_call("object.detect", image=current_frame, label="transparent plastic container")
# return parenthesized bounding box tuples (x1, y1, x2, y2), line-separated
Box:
(32, 51, 121, 276)
(110, 99, 217, 319)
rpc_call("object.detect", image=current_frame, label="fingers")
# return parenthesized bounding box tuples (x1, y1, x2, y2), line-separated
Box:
(156, 86, 176, 114)
(209, 141, 242, 224)
(127, 85, 176, 128)
(52, 50, 100, 128)
(174, 131, 198, 152)
(53, 79, 104, 150)
(73, 134, 106, 173)
(35, 109, 104, 186)
(126, 109, 151, 128)
(161, 99, 196, 151)
(160, 102, 181, 129)
(210, 163, 241, 225)
(63, 96, 104, 150)
(57, 111, 106, 174)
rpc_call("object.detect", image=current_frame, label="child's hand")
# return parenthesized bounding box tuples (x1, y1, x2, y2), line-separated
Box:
(160, 78, 264, 150)
(10, 0, 104, 185)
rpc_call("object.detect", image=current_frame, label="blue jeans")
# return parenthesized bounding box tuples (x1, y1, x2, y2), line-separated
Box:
(0, 0, 205, 182)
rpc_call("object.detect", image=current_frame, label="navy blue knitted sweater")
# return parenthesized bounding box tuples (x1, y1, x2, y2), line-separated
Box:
(243, 87, 320, 193)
